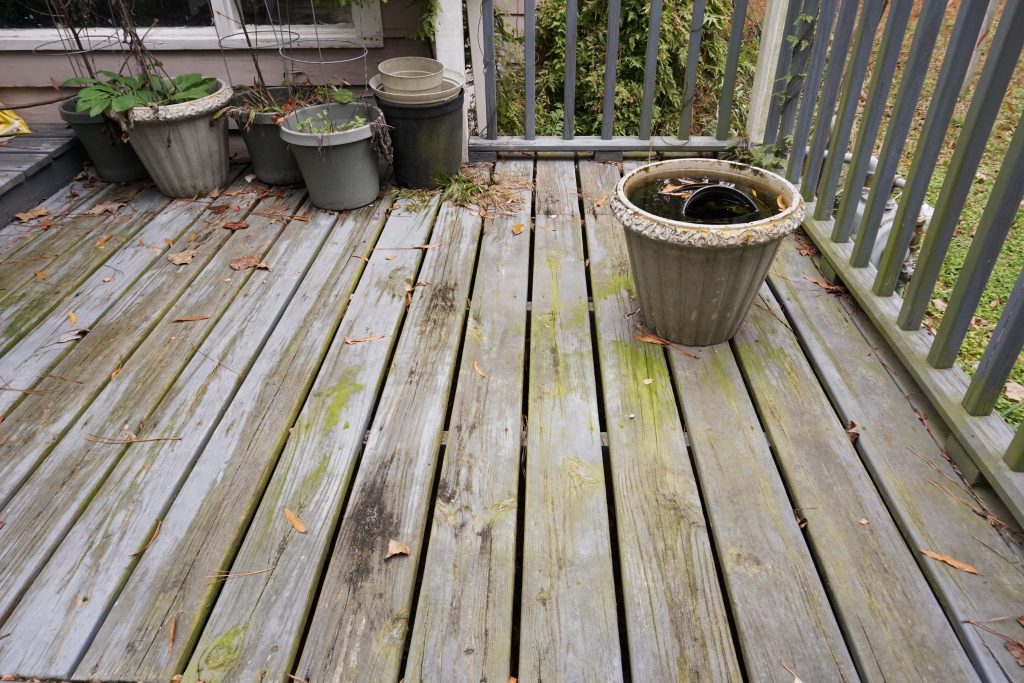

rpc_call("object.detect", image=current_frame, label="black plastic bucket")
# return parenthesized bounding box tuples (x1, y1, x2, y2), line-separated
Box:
(376, 90, 464, 189)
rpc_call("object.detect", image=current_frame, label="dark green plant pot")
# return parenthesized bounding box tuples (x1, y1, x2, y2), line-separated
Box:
(375, 90, 464, 189)
(611, 159, 805, 346)
(280, 103, 381, 211)
(233, 86, 302, 185)
(126, 80, 233, 198)
(59, 98, 147, 182)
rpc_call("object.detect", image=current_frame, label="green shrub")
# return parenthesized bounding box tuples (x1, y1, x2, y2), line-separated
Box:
(496, 0, 757, 137)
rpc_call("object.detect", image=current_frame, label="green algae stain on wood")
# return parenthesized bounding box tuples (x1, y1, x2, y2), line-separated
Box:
(196, 622, 246, 676)
(325, 366, 364, 431)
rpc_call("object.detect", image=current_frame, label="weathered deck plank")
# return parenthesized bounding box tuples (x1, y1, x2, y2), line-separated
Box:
(519, 160, 622, 680)
(0, 188, 303, 628)
(77, 198, 402, 682)
(579, 160, 743, 681)
(0, 175, 96, 261)
(733, 287, 980, 681)
(404, 160, 533, 682)
(0, 187, 236, 411)
(294, 200, 482, 682)
(0, 197, 341, 677)
(769, 236, 1024, 680)
(88, 197, 442, 682)
(0, 176, 263, 502)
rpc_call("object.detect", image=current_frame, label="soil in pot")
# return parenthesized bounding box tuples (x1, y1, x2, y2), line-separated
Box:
(612, 159, 804, 347)
(232, 86, 303, 185)
(127, 79, 233, 198)
(60, 98, 147, 182)
(376, 90, 463, 190)
(280, 102, 382, 211)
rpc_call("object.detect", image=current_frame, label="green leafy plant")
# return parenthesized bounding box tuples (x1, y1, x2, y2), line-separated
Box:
(64, 70, 218, 117)
(295, 108, 367, 134)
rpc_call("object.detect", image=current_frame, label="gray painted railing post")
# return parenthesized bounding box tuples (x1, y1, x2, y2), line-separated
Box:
(963, 265, 1024, 420)
(716, 0, 749, 140)
(562, 0, 579, 139)
(897, 0, 1024, 331)
(1008, 424, 1024, 472)
(786, 0, 836, 183)
(872, 0, 989, 297)
(812, 0, 884, 219)
(524, 0, 536, 139)
(929, 113, 1024, 370)
(850, 0, 946, 267)
(601, 0, 622, 140)
(678, 0, 707, 140)
(481, 0, 498, 140)
(639, 0, 664, 140)
(830, 0, 912, 241)
(761, 0, 802, 147)
(747, 0, 790, 144)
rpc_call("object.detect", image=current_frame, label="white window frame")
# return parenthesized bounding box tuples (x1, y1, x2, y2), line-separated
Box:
(0, 0, 384, 51)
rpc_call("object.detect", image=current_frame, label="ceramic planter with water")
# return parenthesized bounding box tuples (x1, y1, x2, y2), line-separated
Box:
(611, 159, 804, 346)
(232, 86, 302, 185)
(279, 102, 381, 211)
(126, 79, 233, 197)
(60, 98, 147, 182)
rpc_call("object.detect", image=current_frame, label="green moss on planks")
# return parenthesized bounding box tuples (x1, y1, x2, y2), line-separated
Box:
(325, 366, 365, 430)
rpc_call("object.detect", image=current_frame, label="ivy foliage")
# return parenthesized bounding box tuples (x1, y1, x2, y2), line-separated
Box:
(497, 0, 757, 138)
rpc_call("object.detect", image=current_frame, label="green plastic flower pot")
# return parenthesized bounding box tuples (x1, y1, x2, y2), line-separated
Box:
(59, 98, 147, 182)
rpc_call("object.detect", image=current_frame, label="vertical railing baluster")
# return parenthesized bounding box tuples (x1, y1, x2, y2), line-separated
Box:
(963, 268, 1024, 418)
(482, 0, 499, 140)
(761, 0, 801, 146)
(786, 0, 835, 183)
(800, 0, 857, 200)
(563, 0, 579, 140)
(929, 113, 1024, 369)
(639, 0, 664, 140)
(850, 0, 946, 267)
(716, 0, 749, 140)
(812, 0, 885, 220)
(897, 1, 1024, 331)
(524, 0, 536, 139)
(678, 0, 707, 140)
(830, 0, 912, 240)
(1007, 423, 1024, 472)
(872, 0, 990, 297)
(776, 0, 814, 146)
(601, 0, 622, 140)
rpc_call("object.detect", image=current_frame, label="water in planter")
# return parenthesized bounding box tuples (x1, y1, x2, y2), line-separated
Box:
(627, 172, 782, 224)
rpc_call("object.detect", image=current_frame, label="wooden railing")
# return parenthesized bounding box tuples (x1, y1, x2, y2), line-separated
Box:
(462, 0, 1024, 523)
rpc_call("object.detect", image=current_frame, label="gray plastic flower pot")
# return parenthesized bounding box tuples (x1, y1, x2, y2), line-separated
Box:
(611, 159, 805, 346)
(59, 98, 147, 182)
(126, 79, 233, 197)
(279, 102, 381, 211)
(232, 86, 302, 185)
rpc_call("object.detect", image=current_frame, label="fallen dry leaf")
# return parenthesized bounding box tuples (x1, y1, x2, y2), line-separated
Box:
(283, 506, 307, 534)
(845, 421, 860, 442)
(512, 223, 525, 235)
(85, 201, 126, 216)
(1006, 640, 1024, 667)
(632, 328, 699, 358)
(229, 254, 271, 271)
(858, 517, 869, 526)
(102, 276, 113, 283)
(110, 357, 123, 381)
(776, 195, 788, 211)
(67, 310, 77, 327)
(173, 315, 210, 323)
(594, 194, 608, 208)
(779, 659, 804, 683)
(473, 360, 488, 378)
(795, 238, 817, 257)
(344, 334, 385, 345)
(919, 548, 979, 575)
(223, 221, 249, 231)
(208, 204, 230, 214)
(386, 539, 411, 559)
(168, 614, 176, 655)
(131, 519, 162, 557)
(1005, 382, 1024, 402)
(95, 233, 113, 247)
(165, 238, 174, 249)
(168, 249, 198, 265)
(208, 186, 221, 198)
(14, 206, 48, 222)
(33, 271, 46, 281)
(931, 298, 948, 313)
(802, 275, 845, 294)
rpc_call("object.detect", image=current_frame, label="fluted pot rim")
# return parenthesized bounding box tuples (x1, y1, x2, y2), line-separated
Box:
(127, 79, 233, 124)
(612, 158, 805, 248)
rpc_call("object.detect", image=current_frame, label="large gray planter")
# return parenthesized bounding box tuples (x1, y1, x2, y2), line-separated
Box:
(60, 98, 147, 182)
(279, 103, 381, 211)
(126, 79, 233, 197)
(233, 86, 302, 185)
(611, 159, 805, 346)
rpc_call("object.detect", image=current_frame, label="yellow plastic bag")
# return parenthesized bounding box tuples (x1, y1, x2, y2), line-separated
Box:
(0, 105, 31, 136)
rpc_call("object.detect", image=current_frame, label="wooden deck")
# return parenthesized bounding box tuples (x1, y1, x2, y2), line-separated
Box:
(0, 158, 1022, 683)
